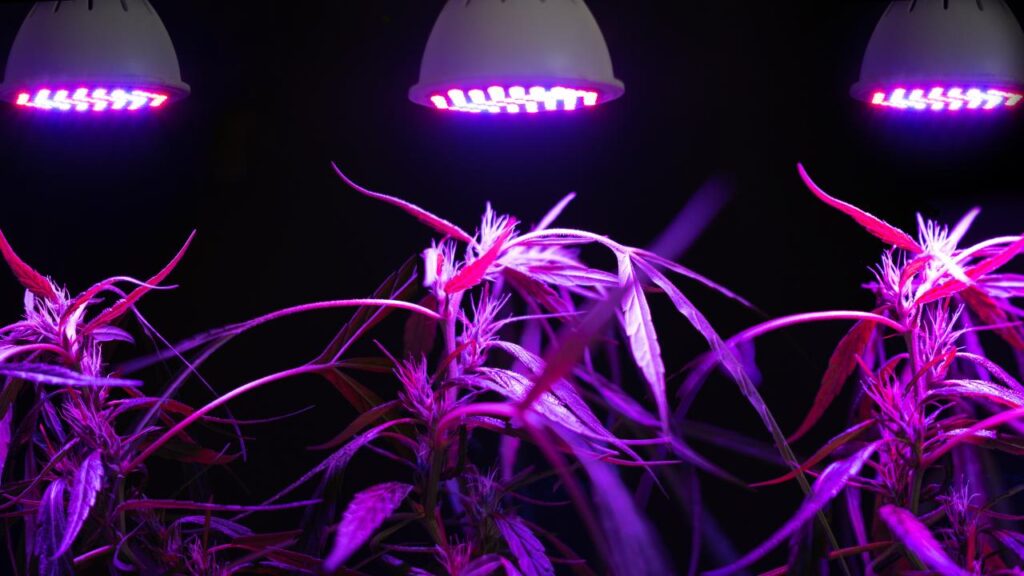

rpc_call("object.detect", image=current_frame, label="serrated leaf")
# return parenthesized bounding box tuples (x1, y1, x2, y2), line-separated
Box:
(324, 482, 413, 571)
(617, 253, 668, 426)
(798, 164, 922, 253)
(54, 451, 104, 557)
(494, 515, 555, 576)
(333, 163, 472, 243)
(0, 227, 56, 301)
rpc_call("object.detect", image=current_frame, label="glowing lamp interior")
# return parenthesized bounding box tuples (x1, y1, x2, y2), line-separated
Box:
(428, 85, 601, 114)
(868, 86, 1023, 111)
(12, 87, 171, 112)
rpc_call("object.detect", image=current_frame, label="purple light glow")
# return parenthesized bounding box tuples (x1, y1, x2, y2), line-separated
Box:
(429, 85, 601, 114)
(869, 86, 1023, 111)
(12, 87, 171, 112)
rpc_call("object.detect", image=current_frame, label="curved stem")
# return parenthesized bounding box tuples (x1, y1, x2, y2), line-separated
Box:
(125, 364, 331, 471)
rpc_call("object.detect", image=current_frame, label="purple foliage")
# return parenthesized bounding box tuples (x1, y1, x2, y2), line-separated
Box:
(324, 482, 414, 571)
(702, 165, 1024, 574)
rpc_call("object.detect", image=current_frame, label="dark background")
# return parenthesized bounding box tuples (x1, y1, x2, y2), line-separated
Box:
(0, 1, 1022, 573)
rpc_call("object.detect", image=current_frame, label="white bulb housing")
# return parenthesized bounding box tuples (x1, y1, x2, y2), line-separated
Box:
(852, 0, 1024, 112)
(1, 0, 189, 112)
(410, 0, 624, 114)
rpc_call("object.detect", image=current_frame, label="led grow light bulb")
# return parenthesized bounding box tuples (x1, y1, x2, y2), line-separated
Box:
(867, 86, 1024, 112)
(852, 0, 1024, 113)
(410, 0, 624, 114)
(1, 0, 189, 112)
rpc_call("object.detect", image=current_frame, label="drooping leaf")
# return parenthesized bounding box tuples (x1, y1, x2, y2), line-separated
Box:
(323, 482, 414, 571)
(573, 436, 673, 576)
(494, 515, 555, 576)
(54, 451, 104, 557)
(317, 258, 420, 364)
(332, 162, 473, 243)
(83, 231, 196, 333)
(798, 164, 922, 253)
(879, 505, 968, 576)
(706, 444, 877, 576)
(0, 364, 142, 388)
(617, 253, 668, 426)
(790, 320, 876, 442)
(0, 227, 56, 301)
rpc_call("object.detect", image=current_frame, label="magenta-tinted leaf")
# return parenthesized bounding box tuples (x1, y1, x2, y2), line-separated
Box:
(0, 364, 142, 388)
(332, 162, 473, 243)
(790, 320, 875, 442)
(494, 515, 555, 576)
(918, 236, 1024, 304)
(55, 451, 104, 557)
(930, 379, 1024, 408)
(879, 505, 968, 576)
(617, 253, 668, 426)
(0, 227, 56, 301)
(84, 231, 195, 333)
(324, 482, 413, 571)
(476, 368, 622, 451)
(445, 225, 515, 294)
(798, 164, 922, 253)
(707, 444, 877, 576)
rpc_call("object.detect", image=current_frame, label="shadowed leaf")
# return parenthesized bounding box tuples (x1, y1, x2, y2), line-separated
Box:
(790, 320, 876, 442)
(879, 505, 968, 576)
(494, 515, 555, 576)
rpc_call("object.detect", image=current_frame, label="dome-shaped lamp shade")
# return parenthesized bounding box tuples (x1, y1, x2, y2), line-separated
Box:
(852, 0, 1024, 112)
(0, 0, 188, 113)
(409, 0, 624, 114)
